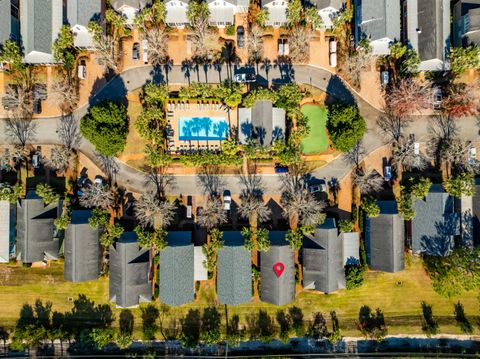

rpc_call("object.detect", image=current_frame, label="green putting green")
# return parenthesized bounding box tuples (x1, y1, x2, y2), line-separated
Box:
(300, 104, 329, 154)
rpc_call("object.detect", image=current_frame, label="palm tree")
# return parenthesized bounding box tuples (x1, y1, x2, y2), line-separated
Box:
(242, 226, 270, 298)
(135, 191, 176, 294)
(197, 197, 227, 240)
(280, 165, 325, 284)
(79, 184, 114, 210)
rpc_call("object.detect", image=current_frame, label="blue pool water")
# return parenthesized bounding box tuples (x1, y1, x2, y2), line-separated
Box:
(178, 116, 229, 141)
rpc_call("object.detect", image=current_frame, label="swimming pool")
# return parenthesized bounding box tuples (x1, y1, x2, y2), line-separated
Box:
(178, 116, 229, 141)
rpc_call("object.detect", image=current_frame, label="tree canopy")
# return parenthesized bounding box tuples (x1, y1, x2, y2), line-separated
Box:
(80, 101, 128, 156)
(327, 103, 366, 152)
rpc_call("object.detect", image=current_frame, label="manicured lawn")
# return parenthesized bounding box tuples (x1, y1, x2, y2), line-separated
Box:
(0, 258, 478, 337)
(122, 90, 148, 157)
(300, 105, 329, 154)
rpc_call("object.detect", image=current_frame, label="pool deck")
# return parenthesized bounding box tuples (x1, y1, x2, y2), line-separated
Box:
(166, 101, 238, 151)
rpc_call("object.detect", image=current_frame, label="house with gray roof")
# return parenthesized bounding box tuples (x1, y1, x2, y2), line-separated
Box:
(306, 0, 345, 29)
(217, 231, 252, 305)
(159, 231, 194, 306)
(353, 0, 401, 55)
(111, 0, 151, 24)
(262, 0, 288, 28)
(20, 0, 63, 63)
(366, 201, 404, 272)
(165, 0, 190, 28)
(453, 0, 480, 47)
(0, 200, 14, 263)
(0, 0, 20, 47)
(341, 231, 359, 265)
(238, 100, 286, 146)
(472, 179, 480, 245)
(64, 210, 101, 282)
(109, 231, 151, 308)
(303, 218, 345, 294)
(67, 0, 104, 48)
(207, 0, 249, 27)
(16, 191, 59, 264)
(403, 0, 451, 71)
(412, 184, 459, 256)
(261, 231, 295, 306)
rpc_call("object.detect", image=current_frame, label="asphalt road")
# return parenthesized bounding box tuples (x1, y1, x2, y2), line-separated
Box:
(0, 64, 478, 195)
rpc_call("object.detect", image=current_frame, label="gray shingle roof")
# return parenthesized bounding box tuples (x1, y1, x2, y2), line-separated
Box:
(109, 231, 151, 308)
(64, 210, 101, 282)
(238, 100, 286, 146)
(412, 184, 458, 256)
(354, 0, 400, 43)
(111, 0, 151, 11)
(20, 0, 63, 63)
(0, 0, 19, 46)
(67, 0, 102, 27)
(307, 0, 344, 10)
(472, 181, 480, 245)
(16, 191, 59, 263)
(366, 201, 404, 273)
(260, 231, 295, 306)
(302, 218, 345, 293)
(159, 231, 194, 306)
(217, 231, 252, 305)
(0, 200, 13, 263)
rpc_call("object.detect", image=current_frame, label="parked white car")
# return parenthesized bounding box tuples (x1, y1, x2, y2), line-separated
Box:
(223, 190, 232, 211)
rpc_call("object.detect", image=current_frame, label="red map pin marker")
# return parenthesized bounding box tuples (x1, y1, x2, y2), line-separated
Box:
(273, 262, 285, 277)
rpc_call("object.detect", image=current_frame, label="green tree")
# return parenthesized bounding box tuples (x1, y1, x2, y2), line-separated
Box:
(338, 219, 353, 233)
(399, 48, 420, 77)
(256, 8, 269, 28)
(450, 46, 480, 76)
(180, 309, 201, 348)
(360, 196, 380, 218)
(357, 306, 388, 341)
(80, 101, 128, 156)
(202, 229, 224, 278)
(0, 40, 24, 71)
(345, 265, 365, 289)
(54, 211, 71, 230)
(286, 0, 302, 27)
(200, 307, 221, 344)
(408, 177, 432, 199)
(52, 25, 76, 72)
(90, 328, 114, 350)
(423, 247, 480, 298)
(141, 304, 159, 341)
(275, 83, 303, 114)
(0, 183, 22, 203)
(443, 172, 475, 197)
(305, 7, 323, 29)
(35, 184, 59, 205)
(327, 103, 366, 152)
(88, 208, 109, 228)
(397, 191, 416, 220)
(100, 223, 124, 249)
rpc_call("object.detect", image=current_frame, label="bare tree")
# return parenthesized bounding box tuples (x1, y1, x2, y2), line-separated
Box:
(142, 27, 169, 67)
(288, 26, 313, 63)
(280, 165, 326, 228)
(4, 118, 37, 148)
(391, 136, 428, 172)
(91, 33, 118, 73)
(57, 113, 81, 150)
(386, 78, 433, 118)
(80, 184, 114, 209)
(342, 46, 373, 89)
(46, 145, 71, 176)
(197, 197, 227, 232)
(51, 76, 79, 113)
(135, 192, 176, 229)
(352, 170, 384, 195)
(343, 140, 365, 170)
(376, 109, 412, 146)
(247, 25, 264, 64)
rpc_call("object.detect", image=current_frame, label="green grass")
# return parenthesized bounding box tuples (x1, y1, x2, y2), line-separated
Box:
(300, 104, 329, 154)
(0, 258, 478, 338)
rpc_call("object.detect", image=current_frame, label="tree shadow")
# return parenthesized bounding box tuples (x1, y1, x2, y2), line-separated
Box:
(276, 309, 290, 342)
(119, 309, 134, 336)
(454, 302, 472, 334)
(245, 309, 275, 343)
(88, 75, 128, 109)
(421, 301, 439, 336)
(140, 304, 159, 341)
(196, 165, 225, 198)
(180, 309, 201, 348)
(200, 306, 221, 344)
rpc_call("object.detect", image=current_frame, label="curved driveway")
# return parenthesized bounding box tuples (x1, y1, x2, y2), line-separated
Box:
(0, 64, 477, 195)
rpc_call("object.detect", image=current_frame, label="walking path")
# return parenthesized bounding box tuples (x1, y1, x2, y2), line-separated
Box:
(0, 64, 478, 195)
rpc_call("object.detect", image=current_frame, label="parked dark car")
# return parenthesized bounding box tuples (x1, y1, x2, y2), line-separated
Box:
(237, 26, 245, 48)
(275, 165, 289, 173)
